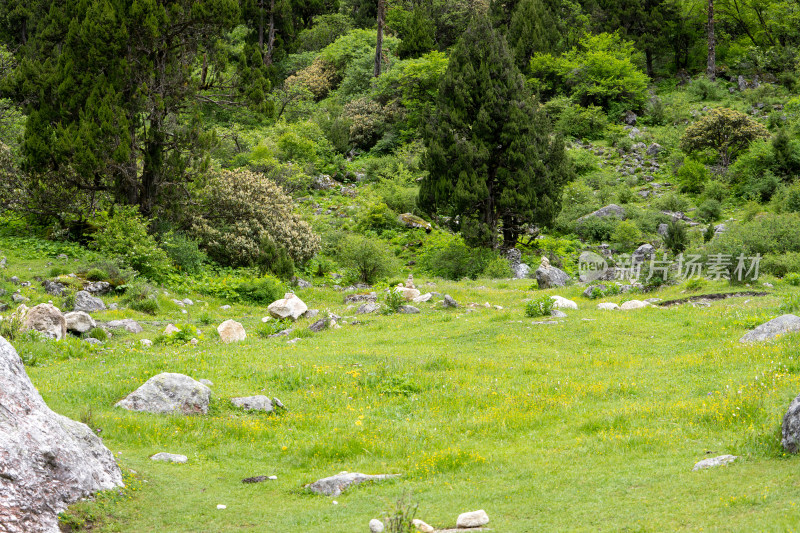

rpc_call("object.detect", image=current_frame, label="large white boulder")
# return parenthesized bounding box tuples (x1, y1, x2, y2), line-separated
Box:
(115, 373, 211, 415)
(217, 320, 246, 343)
(740, 314, 800, 343)
(64, 311, 96, 334)
(22, 303, 66, 340)
(0, 336, 123, 533)
(267, 293, 308, 320)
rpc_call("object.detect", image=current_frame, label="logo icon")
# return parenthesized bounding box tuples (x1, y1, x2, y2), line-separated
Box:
(579, 251, 608, 282)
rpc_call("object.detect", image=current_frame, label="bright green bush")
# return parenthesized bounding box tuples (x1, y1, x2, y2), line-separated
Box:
(356, 202, 400, 233)
(761, 253, 800, 277)
(233, 276, 285, 305)
(92, 207, 172, 281)
(785, 272, 800, 286)
(554, 105, 609, 140)
(696, 199, 722, 223)
(85, 268, 108, 282)
(676, 159, 710, 194)
(525, 295, 554, 318)
(482, 256, 513, 279)
(417, 233, 496, 280)
(611, 220, 641, 252)
(663, 220, 688, 255)
(295, 14, 353, 52)
(335, 234, 399, 284)
(681, 108, 770, 167)
(121, 279, 160, 315)
(575, 216, 619, 243)
(160, 232, 207, 275)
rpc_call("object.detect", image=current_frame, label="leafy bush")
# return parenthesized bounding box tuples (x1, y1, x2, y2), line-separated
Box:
(663, 220, 688, 255)
(254, 238, 295, 280)
(696, 199, 722, 223)
(554, 105, 608, 140)
(785, 272, 800, 286)
(87, 327, 108, 341)
(702, 181, 729, 203)
(525, 296, 554, 318)
(528, 32, 649, 113)
(335, 234, 398, 284)
(784, 183, 800, 213)
(576, 216, 619, 243)
(192, 169, 320, 268)
(295, 14, 353, 53)
(121, 279, 160, 315)
(48, 266, 69, 277)
(85, 268, 108, 282)
(653, 193, 689, 213)
(586, 284, 622, 299)
(680, 108, 770, 166)
(92, 206, 172, 281)
(342, 98, 391, 150)
(611, 220, 641, 252)
(676, 158, 710, 194)
(374, 180, 418, 214)
(688, 78, 723, 101)
(233, 276, 285, 305)
(285, 58, 339, 100)
(160, 232, 207, 275)
(417, 234, 496, 280)
(356, 202, 400, 233)
(256, 318, 293, 338)
(382, 288, 406, 315)
(155, 323, 201, 346)
(761, 253, 800, 277)
(482, 256, 513, 278)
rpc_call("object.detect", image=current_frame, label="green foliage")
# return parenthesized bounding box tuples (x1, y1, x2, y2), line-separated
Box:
(121, 279, 160, 315)
(233, 276, 285, 305)
(586, 284, 622, 299)
(85, 268, 108, 282)
(708, 213, 800, 277)
(654, 193, 689, 213)
(420, 16, 572, 249)
(335, 234, 398, 284)
(680, 108, 770, 167)
(688, 78, 723, 101)
(383, 288, 406, 315)
(88, 327, 108, 342)
(611, 220, 641, 252)
(663, 220, 688, 255)
(781, 294, 800, 314)
(761, 253, 800, 277)
(160, 232, 207, 275)
(256, 318, 293, 338)
(576, 216, 619, 243)
(356, 203, 400, 233)
(696, 199, 722, 223)
(554, 105, 609, 140)
(295, 14, 353, 52)
(0, 311, 23, 341)
(155, 323, 201, 346)
(417, 233, 497, 280)
(525, 295, 554, 318)
(92, 207, 172, 282)
(785, 272, 800, 286)
(254, 238, 295, 280)
(507, 0, 561, 69)
(784, 183, 800, 214)
(676, 159, 710, 194)
(482, 256, 514, 279)
(389, 6, 436, 59)
(529, 32, 649, 113)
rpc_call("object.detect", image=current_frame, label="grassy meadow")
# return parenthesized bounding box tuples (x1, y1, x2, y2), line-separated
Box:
(3, 238, 800, 532)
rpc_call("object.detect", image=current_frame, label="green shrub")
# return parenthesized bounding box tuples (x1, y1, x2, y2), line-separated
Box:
(568, 149, 600, 176)
(382, 288, 405, 315)
(688, 78, 723, 101)
(48, 266, 69, 277)
(160, 232, 207, 274)
(87, 327, 108, 341)
(586, 284, 622, 299)
(234, 276, 285, 305)
(676, 159, 710, 194)
(256, 318, 293, 338)
(335, 234, 398, 284)
(703, 181, 729, 203)
(680, 108, 770, 167)
(554, 105, 608, 140)
(254, 238, 295, 280)
(611, 220, 641, 252)
(356, 202, 400, 233)
(155, 323, 201, 346)
(525, 296, 554, 318)
(86, 260, 135, 287)
(684, 277, 706, 291)
(121, 279, 160, 315)
(785, 272, 800, 286)
(85, 268, 108, 282)
(696, 199, 722, 223)
(663, 220, 688, 255)
(761, 252, 800, 277)
(576, 216, 619, 243)
(92, 206, 172, 281)
(783, 183, 800, 213)
(482, 256, 513, 279)
(653, 193, 689, 213)
(418, 234, 495, 280)
(781, 294, 800, 313)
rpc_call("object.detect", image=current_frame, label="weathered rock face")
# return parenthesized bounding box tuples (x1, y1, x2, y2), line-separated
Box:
(42, 280, 66, 296)
(22, 303, 66, 340)
(740, 315, 800, 343)
(64, 311, 97, 334)
(550, 296, 578, 310)
(535, 257, 570, 289)
(217, 320, 246, 344)
(393, 286, 421, 301)
(73, 290, 106, 313)
(692, 455, 737, 471)
(620, 300, 650, 310)
(357, 303, 380, 314)
(397, 213, 432, 232)
(106, 319, 143, 334)
(305, 472, 401, 497)
(578, 204, 626, 222)
(0, 336, 124, 533)
(457, 510, 490, 528)
(115, 373, 211, 415)
(231, 396, 273, 412)
(84, 281, 112, 295)
(782, 393, 800, 453)
(267, 293, 308, 321)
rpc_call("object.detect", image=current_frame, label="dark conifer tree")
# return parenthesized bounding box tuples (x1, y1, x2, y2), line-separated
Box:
(419, 15, 573, 250)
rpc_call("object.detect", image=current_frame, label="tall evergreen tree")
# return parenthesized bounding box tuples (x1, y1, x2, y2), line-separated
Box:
(419, 15, 573, 249)
(507, 0, 561, 69)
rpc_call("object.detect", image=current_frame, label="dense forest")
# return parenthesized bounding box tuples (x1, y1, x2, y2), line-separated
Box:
(1, 0, 800, 285)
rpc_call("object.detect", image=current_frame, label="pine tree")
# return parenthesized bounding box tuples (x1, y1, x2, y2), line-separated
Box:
(419, 15, 573, 250)
(507, 0, 560, 69)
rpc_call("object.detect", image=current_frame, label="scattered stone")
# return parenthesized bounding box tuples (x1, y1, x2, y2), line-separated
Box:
(242, 475, 275, 484)
(344, 292, 377, 304)
(405, 274, 416, 289)
(150, 453, 188, 464)
(217, 320, 246, 343)
(457, 510, 490, 528)
(358, 303, 380, 314)
(740, 314, 800, 343)
(108, 303, 118, 311)
(231, 396, 274, 412)
(190, 338, 198, 346)
(305, 472, 401, 497)
(550, 296, 577, 310)
(9, 275, 20, 284)
(11, 293, 28, 303)
(0, 336, 123, 533)
(268, 293, 309, 320)
(220, 304, 232, 310)
(597, 303, 620, 310)
(217, 505, 227, 510)
(308, 318, 329, 332)
(535, 257, 570, 289)
(85, 338, 103, 346)
(268, 328, 293, 338)
(763, 282, 774, 288)
(620, 300, 650, 310)
(43, 280, 66, 296)
(85, 281, 112, 295)
(443, 295, 459, 308)
(262, 316, 272, 323)
(171, 299, 185, 307)
(107, 319, 143, 333)
(398, 305, 420, 314)
(412, 518, 435, 533)
(394, 285, 421, 301)
(657, 223, 669, 238)
(550, 309, 567, 318)
(692, 455, 737, 471)
(115, 373, 211, 415)
(578, 204, 626, 222)
(140, 339, 153, 347)
(164, 324, 180, 335)
(22, 303, 66, 340)
(507, 248, 530, 279)
(273, 398, 286, 410)
(74, 290, 106, 313)
(622, 110, 637, 125)
(303, 309, 320, 319)
(64, 311, 96, 334)
(182, 298, 194, 306)
(532, 320, 559, 325)
(632, 244, 655, 264)
(369, 518, 385, 533)
(296, 278, 312, 289)
(413, 293, 433, 303)
(397, 213, 432, 232)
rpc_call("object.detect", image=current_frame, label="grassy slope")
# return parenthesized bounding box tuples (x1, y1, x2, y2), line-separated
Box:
(4, 238, 800, 532)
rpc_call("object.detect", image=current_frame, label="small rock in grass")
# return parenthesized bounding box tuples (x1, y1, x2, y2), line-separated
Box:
(413, 293, 432, 303)
(217, 504, 226, 510)
(550, 296, 577, 310)
(65, 311, 96, 334)
(140, 339, 153, 347)
(305, 472, 401, 497)
(287, 338, 301, 344)
(398, 305, 419, 314)
(303, 308, 319, 319)
(369, 519, 385, 533)
(217, 320, 246, 343)
(261, 316, 272, 323)
(220, 305, 231, 310)
(116, 373, 210, 415)
(231, 396, 273, 412)
(443, 295, 458, 308)
(74, 291, 105, 313)
(619, 300, 650, 310)
(692, 455, 737, 471)
(273, 397, 286, 410)
(164, 324, 180, 335)
(267, 293, 308, 321)
(107, 319, 143, 333)
(456, 510, 489, 528)
(357, 303, 380, 314)
(182, 299, 193, 306)
(412, 518, 434, 532)
(242, 476, 270, 484)
(150, 453, 188, 464)
(550, 309, 567, 318)
(740, 314, 800, 343)
(597, 303, 620, 311)
(190, 338, 198, 346)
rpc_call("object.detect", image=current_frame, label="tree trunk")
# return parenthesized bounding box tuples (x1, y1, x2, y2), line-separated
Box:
(707, 0, 716, 81)
(265, 0, 276, 66)
(258, 0, 264, 50)
(374, 0, 385, 78)
(645, 48, 654, 78)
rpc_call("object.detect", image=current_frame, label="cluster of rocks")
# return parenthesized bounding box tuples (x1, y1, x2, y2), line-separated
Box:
(368, 509, 490, 532)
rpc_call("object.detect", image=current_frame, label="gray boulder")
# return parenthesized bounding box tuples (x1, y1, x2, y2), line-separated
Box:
(550, 309, 568, 318)
(535, 257, 570, 289)
(115, 373, 211, 415)
(0, 336, 123, 533)
(740, 314, 800, 343)
(74, 290, 106, 313)
(782, 393, 800, 453)
(106, 318, 143, 334)
(231, 396, 274, 412)
(398, 305, 420, 314)
(344, 292, 377, 304)
(151, 453, 188, 463)
(692, 455, 737, 471)
(85, 281, 112, 295)
(578, 204, 626, 222)
(64, 311, 97, 334)
(305, 472, 401, 497)
(22, 303, 66, 340)
(632, 243, 655, 264)
(308, 319, 329, 332)
(267, 293, 308, 321)
(657, 223, 669, 238)
(443, 295, 459, 308)
(646, 143, 663, 156)
(43, 280, 66, 296)
(357, 303, 380, 315)
(457, 510, 490, 528)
